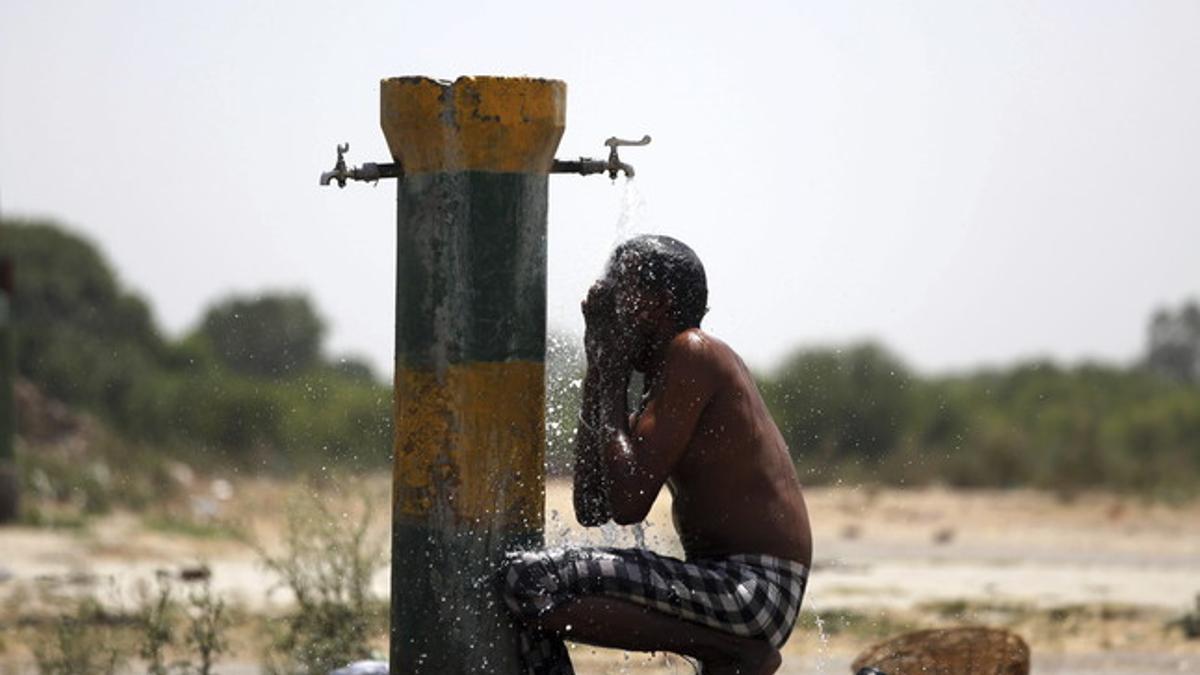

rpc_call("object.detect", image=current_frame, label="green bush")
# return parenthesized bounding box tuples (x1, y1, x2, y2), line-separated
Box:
(136, 579, 234, 675)
(196, 294, 325, 378)
(762, 343, 915, 465)
(761, 344, 1200, 493)
(0, 220, 166, 433)
(33, 597, 130, 675)
(2, 218, 393, 474)
(255, 491, 387, 675)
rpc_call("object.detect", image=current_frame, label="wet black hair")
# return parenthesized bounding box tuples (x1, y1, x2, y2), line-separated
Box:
(610, 235, 708, 330)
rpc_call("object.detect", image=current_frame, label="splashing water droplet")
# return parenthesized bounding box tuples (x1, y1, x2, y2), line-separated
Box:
(812, 610, 830, 674)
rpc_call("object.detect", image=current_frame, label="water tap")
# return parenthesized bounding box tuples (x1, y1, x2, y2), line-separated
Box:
(319, 143, 351, 188)
(551, 134, 651, 179)
(319, 143, 403, 188)
(604, 135, 651, 179)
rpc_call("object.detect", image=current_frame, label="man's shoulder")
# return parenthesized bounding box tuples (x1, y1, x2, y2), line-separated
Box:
(666, 329, 740, 376)
(666, 328, 712, 361)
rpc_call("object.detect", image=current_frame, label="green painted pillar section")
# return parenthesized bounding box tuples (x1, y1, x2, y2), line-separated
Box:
(381, 76, 565, 674)
(0, 258, 17, 523)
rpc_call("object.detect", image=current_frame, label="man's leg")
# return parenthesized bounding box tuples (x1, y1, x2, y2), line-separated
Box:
(502, 547, 787, 675)
(534, 594, 781, 675)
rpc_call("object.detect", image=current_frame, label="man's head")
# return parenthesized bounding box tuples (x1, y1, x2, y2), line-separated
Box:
(605, 235, 708, 345)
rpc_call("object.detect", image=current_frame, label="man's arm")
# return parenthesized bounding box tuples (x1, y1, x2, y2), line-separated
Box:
(573, 363, 621, 527)
(572, 281, 625, 527)
(587, 333, 717, 525)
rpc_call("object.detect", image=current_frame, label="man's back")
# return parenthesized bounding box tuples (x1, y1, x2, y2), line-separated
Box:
(644, 329, 812, 565)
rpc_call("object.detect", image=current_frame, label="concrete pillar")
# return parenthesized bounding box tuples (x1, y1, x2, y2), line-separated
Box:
(381, 76, 565, 674)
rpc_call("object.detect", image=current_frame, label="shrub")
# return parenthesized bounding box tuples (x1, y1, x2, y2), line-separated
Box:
(255, 491, 387, 675)
(135, 576, 233, 675)
(33, 597, 129, 675)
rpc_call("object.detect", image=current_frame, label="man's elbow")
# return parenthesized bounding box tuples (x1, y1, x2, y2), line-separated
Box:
(609, 501, 650, 526)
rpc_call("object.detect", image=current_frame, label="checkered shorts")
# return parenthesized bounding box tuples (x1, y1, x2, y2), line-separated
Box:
(501, 546, 809, 675)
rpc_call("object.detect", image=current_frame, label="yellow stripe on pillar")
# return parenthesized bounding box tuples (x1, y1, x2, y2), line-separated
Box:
(380, 76, 566, 175)
(393, 361, 545, 532)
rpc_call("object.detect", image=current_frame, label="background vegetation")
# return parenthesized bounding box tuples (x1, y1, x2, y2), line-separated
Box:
(1, 217, 392, 476)
(3, 217, 1199, 500)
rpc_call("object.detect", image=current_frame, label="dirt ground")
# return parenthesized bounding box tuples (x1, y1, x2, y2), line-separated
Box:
(1, 476, 1198, 674)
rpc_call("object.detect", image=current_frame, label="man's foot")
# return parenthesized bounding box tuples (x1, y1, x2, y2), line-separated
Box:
(701, 640, 781, 675)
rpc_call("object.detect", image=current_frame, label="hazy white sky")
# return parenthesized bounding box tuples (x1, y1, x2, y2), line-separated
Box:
(2, 1, 1198, 375)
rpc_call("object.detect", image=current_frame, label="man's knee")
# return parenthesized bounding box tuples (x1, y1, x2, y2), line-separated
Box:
(501, 550, 564, 619)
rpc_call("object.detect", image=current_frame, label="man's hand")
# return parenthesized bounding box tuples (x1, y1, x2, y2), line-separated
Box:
(581, 279, 632, 373)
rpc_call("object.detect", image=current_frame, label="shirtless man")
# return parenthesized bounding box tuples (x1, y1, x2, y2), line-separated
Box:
(503, 235, 813, 675)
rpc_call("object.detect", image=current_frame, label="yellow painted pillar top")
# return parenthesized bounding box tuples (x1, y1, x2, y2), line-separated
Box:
(380, 76, 567, 175)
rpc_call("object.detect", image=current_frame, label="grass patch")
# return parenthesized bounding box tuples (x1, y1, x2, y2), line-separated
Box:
(17, 504, 89, 531)
(31, 597, 132, 675)
(143, 514, 244, 540)
(801, 607, 920, 640)
(918, 599, 1037, 623)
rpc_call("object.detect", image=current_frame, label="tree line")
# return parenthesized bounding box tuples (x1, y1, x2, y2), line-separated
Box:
(4, 217, 1199, 493)
(0, 218, 391, 471)
(546, 320, 1200, 496)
